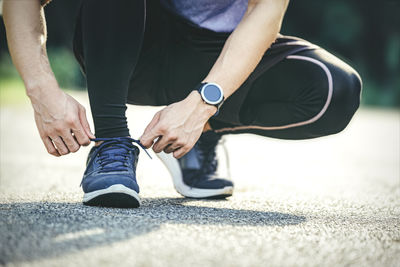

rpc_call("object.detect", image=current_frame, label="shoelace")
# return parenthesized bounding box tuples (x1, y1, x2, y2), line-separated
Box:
(89, 137, 151, 173)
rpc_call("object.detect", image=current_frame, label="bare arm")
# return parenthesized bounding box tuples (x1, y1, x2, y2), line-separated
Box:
(3, 0, 52, 92)
(3, 0, 94, 156)
(203, 0, 289, 98)
(141, 0, 289, 158)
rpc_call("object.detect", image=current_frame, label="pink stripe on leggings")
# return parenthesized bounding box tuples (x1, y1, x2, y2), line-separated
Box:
(215, 55, 333, 133)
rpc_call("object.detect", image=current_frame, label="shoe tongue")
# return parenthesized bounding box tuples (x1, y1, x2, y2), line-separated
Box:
(180, 149, 201, 170)
(97, 145, 131, 171)
(105, 139, 133, 147)
(103, 146, 126, 154)
(100, 139, 135, 153)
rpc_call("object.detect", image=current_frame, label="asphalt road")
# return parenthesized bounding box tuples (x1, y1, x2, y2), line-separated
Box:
(1, 92, 399, 267)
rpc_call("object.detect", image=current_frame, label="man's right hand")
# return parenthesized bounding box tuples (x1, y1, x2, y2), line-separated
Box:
(3, 0, 95, 156)
(28, 86, 95, 157)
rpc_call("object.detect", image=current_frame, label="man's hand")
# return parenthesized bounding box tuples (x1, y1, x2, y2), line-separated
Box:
(3, 0, 95, 156)
(140, 91, 216, 158)
(3, 0, 95, 157)
(29, 84, 95, 157)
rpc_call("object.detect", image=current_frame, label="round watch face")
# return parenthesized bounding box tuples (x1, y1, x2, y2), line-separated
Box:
(201, 83, 224, 105)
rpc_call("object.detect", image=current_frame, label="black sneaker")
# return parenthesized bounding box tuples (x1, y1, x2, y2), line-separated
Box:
(157, 131, 233, 198)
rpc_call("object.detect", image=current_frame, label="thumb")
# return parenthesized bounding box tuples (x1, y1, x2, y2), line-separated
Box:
(79, 106, 95, 139)
(140, 112, 161, 148)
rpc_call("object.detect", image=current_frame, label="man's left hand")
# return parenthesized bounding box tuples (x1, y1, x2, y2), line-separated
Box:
(140, 91, 217, 158)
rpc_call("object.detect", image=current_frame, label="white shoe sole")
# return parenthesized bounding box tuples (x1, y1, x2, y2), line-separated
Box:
(83, 184, 141, 208)
(157, 152, 233, 198)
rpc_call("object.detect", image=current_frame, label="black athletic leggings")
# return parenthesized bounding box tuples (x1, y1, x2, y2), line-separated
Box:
(74, 0, 362, 140)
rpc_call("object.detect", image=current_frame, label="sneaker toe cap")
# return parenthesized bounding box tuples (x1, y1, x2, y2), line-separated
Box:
(82, 173, 139, 193)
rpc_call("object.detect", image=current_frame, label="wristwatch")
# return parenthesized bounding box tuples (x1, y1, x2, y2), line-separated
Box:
(194, 82, 225, 116)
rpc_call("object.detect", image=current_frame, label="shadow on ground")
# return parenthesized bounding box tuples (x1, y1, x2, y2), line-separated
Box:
(0, 197, 305, 264)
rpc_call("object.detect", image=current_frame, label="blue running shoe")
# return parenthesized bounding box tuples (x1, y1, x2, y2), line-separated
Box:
(157, 131, 234, 199)
(81, 137, 150, 208)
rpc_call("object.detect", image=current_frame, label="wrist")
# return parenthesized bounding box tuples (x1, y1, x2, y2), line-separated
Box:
(187, 90, 217, 118)
(25, 75, 60, 99)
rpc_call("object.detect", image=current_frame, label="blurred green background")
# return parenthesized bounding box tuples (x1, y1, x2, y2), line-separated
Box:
(0, 0, 399, 107)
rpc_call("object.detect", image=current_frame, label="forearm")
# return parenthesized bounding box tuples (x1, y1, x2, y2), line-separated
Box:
(3, 0, 58, 96)
(141, 1, 289, 156)
(202, 0, 289, 99)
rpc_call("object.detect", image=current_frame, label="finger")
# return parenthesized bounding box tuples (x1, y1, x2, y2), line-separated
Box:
(142, 112, 161, 138)
(78, 106, 95, 139)
(164, 143, 182, 154)
(173, 137, 196, 158)
(71, 127, 91, 146)
(50, 136, 70, 155)
(173, 146, 190, 159)
(140, 113, 162, 148)
(42, 136, 61, 157)
(153, 131, 179, 153)
(152, 136, 173, 153)
(61, 130, 80, 153)
(141, 130, 160, 149)
(140, 112, 161, 147)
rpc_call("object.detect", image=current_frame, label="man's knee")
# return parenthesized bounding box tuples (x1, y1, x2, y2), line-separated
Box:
(324, 67, 362, 135)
